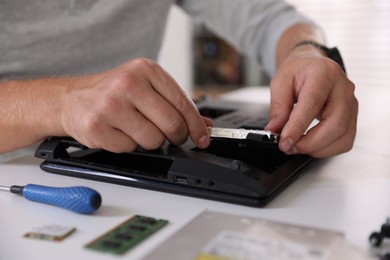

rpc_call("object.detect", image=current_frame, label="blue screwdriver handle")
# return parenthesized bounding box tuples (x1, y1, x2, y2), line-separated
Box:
(18, 184, 102, 214)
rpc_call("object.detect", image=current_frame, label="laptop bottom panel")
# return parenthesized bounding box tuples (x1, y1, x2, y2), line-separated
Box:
(39, 156, 311, 208)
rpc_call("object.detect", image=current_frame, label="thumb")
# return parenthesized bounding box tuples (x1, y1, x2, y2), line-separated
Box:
(264, 77, 295, 134)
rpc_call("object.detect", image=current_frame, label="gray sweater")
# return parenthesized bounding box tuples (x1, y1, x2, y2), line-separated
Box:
(0, 0, 314, 80)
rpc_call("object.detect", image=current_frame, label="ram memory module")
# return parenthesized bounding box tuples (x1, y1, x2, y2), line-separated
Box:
(85, 215, 168, 255)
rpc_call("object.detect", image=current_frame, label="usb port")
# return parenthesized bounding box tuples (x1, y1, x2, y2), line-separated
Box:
(173, 175, 188, 185)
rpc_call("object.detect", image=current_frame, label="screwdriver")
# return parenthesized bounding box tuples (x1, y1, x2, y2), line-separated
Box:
(0, 184, 102, 214)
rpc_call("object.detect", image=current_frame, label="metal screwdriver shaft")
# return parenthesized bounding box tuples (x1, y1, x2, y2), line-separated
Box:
(0, 186, 10, 192)
(0, 184, 102, 214)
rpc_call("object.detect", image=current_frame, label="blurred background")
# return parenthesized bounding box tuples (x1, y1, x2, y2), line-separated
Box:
(158, 0, 390, 100)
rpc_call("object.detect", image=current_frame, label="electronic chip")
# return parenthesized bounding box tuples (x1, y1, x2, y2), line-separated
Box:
(24, 225, 76, 241)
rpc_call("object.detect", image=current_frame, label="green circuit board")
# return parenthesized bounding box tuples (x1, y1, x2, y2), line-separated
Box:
(85, 215, 168, 255)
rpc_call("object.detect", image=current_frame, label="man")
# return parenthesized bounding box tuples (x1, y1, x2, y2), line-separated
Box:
(0, 0, 357, 158)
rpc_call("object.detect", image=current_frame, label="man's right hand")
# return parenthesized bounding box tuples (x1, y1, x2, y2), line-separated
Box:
(0, 58, 212, 154)
(61, 58, 212, 153)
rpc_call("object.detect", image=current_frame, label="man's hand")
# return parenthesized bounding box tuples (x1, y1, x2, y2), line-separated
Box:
(265, 46, 358, 158)
(264, 23, 358, 158)
(60, 58, 212, 153)
(0, 58, 211, 154)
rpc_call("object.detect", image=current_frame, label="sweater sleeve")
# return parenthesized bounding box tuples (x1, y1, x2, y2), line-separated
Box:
(177, 0, 319, 76)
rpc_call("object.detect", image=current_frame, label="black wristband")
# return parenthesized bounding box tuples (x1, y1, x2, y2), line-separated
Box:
(294, 40, 346, 74)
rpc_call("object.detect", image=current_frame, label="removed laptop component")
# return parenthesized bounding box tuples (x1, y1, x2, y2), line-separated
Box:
(85, 215, 168, 255)
(209, 127, 279, 143)
(144, 211, 367, 260)
(24, 225, 76, 242)
(35, 99, 313, 207)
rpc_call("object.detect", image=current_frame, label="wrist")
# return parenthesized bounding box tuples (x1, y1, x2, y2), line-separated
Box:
(292, 40, 346, 73)
(292, 41, 327, 57)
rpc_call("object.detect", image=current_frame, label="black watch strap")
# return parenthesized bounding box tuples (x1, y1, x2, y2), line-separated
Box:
(294, 40, 346, 74)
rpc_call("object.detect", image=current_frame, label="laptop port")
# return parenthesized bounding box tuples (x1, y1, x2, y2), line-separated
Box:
(194, 178, 202, 185)
(173, 175, 188, 185)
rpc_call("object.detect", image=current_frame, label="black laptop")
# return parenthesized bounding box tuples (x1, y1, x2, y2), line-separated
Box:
(34, 98, 313, 207)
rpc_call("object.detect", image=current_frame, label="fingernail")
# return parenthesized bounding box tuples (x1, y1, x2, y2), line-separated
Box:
(205, 118, 214, 127)
(264, 118, 275, 130)
(280, 137, 294, 152)
(285, 146, 298, 155)
(197, 134, 210, 148)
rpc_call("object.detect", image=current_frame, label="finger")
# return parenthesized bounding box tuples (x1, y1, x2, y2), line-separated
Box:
(110, 69, 188, 146)
(80, 120, 138, 153)
(202, 116, 214, 127)
(78, 72, 172, 151)
(77, 102, 164, 152)
(278, 76, 331, 153)
(94, 129, 138, 153)
(112, 106, 167, 150)
(265, 73, 295, 133)
(139, 59, 210, 148)
(286, 76, 356, 155)
(293, 87, 354, 154)
(297, 94, 358, 158)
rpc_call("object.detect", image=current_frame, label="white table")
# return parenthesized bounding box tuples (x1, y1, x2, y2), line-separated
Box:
(1, 86, 389, 259)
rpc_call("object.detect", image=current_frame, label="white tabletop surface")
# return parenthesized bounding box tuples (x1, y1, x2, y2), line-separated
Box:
(1, 86, 389, 260)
